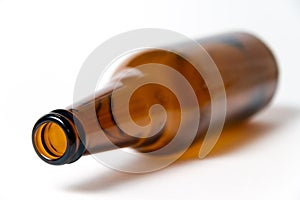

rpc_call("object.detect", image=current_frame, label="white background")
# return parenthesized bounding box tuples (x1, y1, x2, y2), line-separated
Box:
(0, 0, 300, 199)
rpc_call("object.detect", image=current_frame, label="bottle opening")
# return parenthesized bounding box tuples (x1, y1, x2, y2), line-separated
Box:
(33, 122, 67, 160)
(32, 110, 86, 165)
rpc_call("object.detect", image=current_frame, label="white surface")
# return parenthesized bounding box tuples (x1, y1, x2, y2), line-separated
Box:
(0, 0, 300, 199)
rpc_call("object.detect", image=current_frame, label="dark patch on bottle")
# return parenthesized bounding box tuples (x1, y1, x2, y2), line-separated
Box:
(198, 35, 244, 50)
(218, 36, 244, 50)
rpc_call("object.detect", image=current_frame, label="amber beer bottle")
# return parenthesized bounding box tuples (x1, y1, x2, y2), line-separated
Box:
(32, 32, 278, 165)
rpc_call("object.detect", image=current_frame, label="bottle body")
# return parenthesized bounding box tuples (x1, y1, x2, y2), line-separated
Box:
(32, 32, 278, 165)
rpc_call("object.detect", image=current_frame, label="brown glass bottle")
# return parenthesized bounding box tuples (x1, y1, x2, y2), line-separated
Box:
(32, 32, 278, 165)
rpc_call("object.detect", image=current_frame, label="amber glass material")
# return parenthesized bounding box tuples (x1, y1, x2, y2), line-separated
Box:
(32, 32, 278, 165)
(33, 122, 67, 159)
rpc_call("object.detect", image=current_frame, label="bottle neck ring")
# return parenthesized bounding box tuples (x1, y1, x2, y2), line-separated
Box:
(32, 109, 86, 165)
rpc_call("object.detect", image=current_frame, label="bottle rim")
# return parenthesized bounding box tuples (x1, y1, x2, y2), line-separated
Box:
(32, 110, 85, 165)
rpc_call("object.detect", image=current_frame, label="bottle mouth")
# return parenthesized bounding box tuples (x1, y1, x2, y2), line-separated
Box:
(33, 121, 68, 160)
(32, 110, 85, 165)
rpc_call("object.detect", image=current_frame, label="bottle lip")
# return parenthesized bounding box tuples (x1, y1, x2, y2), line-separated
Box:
(32, 110, 85, 165)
